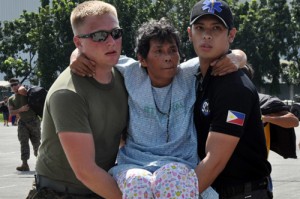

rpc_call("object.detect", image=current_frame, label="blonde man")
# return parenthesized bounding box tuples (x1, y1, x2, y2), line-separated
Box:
(27, 1, 127, 198)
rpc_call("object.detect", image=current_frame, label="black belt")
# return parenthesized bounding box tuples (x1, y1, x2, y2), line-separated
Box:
(218, 177, 269, 197)
(36, 174, 97, 196)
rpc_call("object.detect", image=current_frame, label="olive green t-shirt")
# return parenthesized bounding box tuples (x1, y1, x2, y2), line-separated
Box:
(36, 67, 128, 189)
(8, 93, 37, 121)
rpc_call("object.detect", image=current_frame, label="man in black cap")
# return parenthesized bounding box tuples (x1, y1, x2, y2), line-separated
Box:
(190, 0, 273, 198)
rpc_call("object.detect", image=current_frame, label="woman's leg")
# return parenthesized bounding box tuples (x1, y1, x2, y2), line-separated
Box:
(115, 168, 154, 199)
(152, 162, 199, 199)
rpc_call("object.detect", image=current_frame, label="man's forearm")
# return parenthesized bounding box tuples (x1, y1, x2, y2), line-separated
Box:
(9, 108, 20, 116)
(75, 165, 122, 199)
(263, 113, 299, 128)
(9, 105, 27, 116)
(196, 132, 239, 193)
(195, 156, 225, 193)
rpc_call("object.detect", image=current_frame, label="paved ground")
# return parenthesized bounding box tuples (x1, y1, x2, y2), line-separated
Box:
(0, 125, 300, 198)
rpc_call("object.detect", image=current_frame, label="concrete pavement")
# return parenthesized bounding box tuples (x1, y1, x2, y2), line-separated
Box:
(0, 125, 300, 198)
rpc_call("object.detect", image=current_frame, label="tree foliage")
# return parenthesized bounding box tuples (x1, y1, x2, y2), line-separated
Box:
(0, 0, 76, 88)
(0, 0, 299, 93)
(36, 0, 76, 88)
(283, 0, 300, 86)
(0, 11, 39, 83)
(231, 0, 299, 95)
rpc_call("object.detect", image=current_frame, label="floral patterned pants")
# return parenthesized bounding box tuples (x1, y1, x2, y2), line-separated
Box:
(115, 162, 218, 199)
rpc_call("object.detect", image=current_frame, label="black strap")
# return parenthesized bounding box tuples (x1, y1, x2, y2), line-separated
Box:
(36, 174, 94, 195)
(219, 177, 269, 197)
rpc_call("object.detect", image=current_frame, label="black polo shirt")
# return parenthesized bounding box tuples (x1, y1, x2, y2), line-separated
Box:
(194, 68, 272, 188)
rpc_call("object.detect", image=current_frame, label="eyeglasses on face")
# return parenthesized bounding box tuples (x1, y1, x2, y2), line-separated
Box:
(10, 83, 19, 87)
(77, 28, 123, 42)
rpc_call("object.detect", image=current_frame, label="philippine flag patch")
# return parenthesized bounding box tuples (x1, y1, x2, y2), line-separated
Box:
(226, 110, 245, 126)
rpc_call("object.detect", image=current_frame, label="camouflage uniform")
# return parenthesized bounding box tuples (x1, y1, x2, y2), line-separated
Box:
(18, 117, 41, 159)
(8, 93, 41, 163)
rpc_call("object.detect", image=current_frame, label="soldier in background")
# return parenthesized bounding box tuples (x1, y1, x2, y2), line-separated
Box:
(8, 78, 41, 171)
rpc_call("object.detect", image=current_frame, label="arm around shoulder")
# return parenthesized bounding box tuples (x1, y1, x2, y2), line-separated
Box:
(210, 49, 247, 76)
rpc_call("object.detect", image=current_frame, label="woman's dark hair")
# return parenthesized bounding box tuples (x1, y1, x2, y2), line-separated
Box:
(135, 18, 181, 59)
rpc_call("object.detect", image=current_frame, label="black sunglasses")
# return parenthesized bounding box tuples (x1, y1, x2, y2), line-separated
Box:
(10, 83, 19, 87)
(77, 28, 123, 42)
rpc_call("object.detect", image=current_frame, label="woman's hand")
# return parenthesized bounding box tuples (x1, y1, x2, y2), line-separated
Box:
(211, 49, 247, 76)
(69, 49, 96, 77)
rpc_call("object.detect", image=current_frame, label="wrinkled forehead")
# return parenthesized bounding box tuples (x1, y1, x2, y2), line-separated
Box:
(150, 37, 178, 48)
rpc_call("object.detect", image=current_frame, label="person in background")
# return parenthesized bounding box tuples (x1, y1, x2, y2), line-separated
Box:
(260, 93, 299, 157)
(11, 114, 17, 125)
(242, 64, 299, 158)
(27, 1, 128, 198)
(260, 96, 299, 128)
(243, 64, 299, 129)
(8, 78, 41, 172)
(0, 96, 9, 126)
(190, 0, 273, 198)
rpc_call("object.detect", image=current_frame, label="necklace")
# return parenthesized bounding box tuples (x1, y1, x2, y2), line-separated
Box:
(152, 85, 172, 142)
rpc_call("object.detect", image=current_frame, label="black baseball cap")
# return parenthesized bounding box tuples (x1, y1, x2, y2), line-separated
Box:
(190, 0, 234, 29)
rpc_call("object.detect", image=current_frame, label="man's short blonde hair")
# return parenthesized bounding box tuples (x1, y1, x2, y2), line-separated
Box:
(70, 0, 118, 35)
